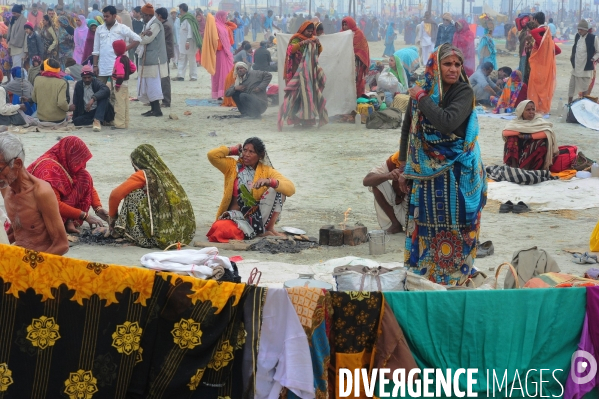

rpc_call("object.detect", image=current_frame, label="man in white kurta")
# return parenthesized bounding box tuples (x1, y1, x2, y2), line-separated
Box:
(92, 6, 141, 84)
(568, 19, 599, 103)
(136, 3, 167, 117)
(173, 3, 197, 81)
(418, 11, 437, 66)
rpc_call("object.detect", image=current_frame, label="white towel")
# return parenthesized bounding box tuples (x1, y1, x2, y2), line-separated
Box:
(140, 247, 233, 279)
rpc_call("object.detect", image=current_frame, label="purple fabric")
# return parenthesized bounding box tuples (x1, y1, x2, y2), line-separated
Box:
(565, 286, 599, 399)
(73, 15, 88, 63)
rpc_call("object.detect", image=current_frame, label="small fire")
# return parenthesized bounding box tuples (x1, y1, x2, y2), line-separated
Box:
(340, 208, 351, 230)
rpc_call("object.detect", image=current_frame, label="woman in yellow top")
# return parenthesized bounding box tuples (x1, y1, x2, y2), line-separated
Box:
(208, 137, 295, 238)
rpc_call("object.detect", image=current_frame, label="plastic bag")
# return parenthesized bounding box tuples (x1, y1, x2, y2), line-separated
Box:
(591, 220, 599, 252)
(377, 71, 401, 93)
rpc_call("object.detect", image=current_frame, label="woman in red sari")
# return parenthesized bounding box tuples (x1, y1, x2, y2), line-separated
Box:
(27, 136, 107, 234)
(452, 19, 475, 76)
(341, 16, 370, 97)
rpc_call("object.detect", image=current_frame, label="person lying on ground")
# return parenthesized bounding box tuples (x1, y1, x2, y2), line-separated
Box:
(362, 151, 408, 234)
(502, 99, 558, 171)
(0, 132, 69, 255)
(106, 144, 196, 249)
(207, 138, 295, 241)
(27, 136, 107, 234)
(224, 62, 272, 119)
(69, 64, 115, 132)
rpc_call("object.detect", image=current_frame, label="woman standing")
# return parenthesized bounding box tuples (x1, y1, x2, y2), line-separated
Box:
(452, 19, 475, 76)
(202, 11, 234, 100)
(397, 44, 486, 285)
(72, 15, 88, 63)
(383, 22, 396, 57)
(342, 16, 370, 97)
(477, 21, 497, 69)
(57, 16, 74, 69)
(519, 21, 534, 83)
(278, 21, 327, 130)
(81, 19, 99, 64)
(41, 15, 58, 60)
(0, 13, 12, 82)
(107, 144, 196, 249)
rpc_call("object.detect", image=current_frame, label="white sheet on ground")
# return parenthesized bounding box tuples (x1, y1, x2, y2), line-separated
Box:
(140, 247, 233, 279)
(277, 31, 357, 116)
(571, 99, 599, 131)
(487, 178, 599, 211)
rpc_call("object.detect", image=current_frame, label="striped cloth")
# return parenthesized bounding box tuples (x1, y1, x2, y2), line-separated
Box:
(277, 43, 328, 131)
(485, 165, 558, 185)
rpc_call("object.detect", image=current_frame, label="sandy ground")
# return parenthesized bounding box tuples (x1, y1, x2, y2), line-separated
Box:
(2, 38, 598, 286)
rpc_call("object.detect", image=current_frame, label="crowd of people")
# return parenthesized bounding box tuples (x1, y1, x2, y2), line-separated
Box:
(0, 2, 597, 287)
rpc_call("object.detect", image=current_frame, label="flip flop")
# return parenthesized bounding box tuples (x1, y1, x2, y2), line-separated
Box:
(573, 253, 598, 264)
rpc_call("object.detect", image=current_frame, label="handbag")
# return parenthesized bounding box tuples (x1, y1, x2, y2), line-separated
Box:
(332, 265, 407, 291)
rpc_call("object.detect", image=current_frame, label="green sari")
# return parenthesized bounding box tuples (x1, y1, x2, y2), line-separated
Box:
(115, 144, 196, 249)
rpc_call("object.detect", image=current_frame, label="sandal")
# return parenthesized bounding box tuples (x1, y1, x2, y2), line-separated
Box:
(573, 253, 598, 264)
(499, 201, 513, 213)
(513, 201, 530, 214)
(477, 241, 494, 258)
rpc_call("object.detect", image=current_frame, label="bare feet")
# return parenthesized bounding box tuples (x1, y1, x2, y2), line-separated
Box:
(258, 230, 286, 237)
(65, 220, 81, 234)
(386, 223, 404, 234)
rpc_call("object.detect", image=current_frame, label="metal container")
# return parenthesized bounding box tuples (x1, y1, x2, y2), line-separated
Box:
(368, 230, 389, 255)
(284, 273, 333, 290)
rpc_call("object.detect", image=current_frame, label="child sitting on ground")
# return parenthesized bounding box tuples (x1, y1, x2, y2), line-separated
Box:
(111, 39, 136, 129)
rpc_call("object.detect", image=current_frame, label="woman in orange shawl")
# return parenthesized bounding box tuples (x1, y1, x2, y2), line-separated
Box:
(284, 21, 322, 83)
(342, 16, 370, 97)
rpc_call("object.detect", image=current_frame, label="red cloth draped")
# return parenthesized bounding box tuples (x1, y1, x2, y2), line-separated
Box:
(342, 16, 369, 97)
(453, 19, 476, 77)
(342, 16, 369, 67)
(27, 136, 94, 217)
(207, 219, 244, 243)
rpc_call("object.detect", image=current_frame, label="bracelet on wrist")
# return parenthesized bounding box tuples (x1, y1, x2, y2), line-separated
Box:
(229, 146, 239, 156)
(270, 178, 278, 188)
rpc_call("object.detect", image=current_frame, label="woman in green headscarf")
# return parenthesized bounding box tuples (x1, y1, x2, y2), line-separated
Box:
(389, 46, 420, 90)
(386, 46, 420, 112)
(107, 144, 196, 249)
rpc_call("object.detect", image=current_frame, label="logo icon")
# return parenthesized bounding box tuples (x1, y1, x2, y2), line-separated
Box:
(571, 350, 598, 385)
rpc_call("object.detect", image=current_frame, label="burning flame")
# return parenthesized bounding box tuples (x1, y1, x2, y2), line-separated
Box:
(340, 208, 351, 230)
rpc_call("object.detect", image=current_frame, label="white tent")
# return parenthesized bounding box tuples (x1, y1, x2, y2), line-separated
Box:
(276, 30, 357, 116)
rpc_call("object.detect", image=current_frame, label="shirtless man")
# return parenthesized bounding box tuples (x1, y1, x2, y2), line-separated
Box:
(363, 151, 408, 234)
(0, 133, 69, 255)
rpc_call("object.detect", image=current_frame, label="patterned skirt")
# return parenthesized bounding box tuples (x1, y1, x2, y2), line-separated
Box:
(114, 189, 157, 248)
(404, 168, 482, 285)
(503, 136, 547, 171)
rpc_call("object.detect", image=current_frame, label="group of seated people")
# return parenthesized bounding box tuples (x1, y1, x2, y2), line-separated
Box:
(0, 58, 116, 131)
(0, 133, 296, 256)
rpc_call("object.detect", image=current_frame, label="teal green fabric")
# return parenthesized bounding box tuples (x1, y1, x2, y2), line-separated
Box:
(383, 289, 586, 398)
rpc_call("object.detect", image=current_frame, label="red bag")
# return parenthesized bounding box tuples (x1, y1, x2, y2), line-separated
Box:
(550, 145, 578, 173)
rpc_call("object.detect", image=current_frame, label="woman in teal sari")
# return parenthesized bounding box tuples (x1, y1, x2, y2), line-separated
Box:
(397, 43, 487, 285)
(477, 23, 497, 69)
(107, 144, 196, 249)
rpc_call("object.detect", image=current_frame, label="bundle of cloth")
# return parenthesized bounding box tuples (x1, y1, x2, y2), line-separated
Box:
(140, 247, 234, 280)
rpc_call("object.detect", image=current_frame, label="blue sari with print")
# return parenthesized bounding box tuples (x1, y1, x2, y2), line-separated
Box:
(403, 46, 487, 285)
(477, 31, 498, 69)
